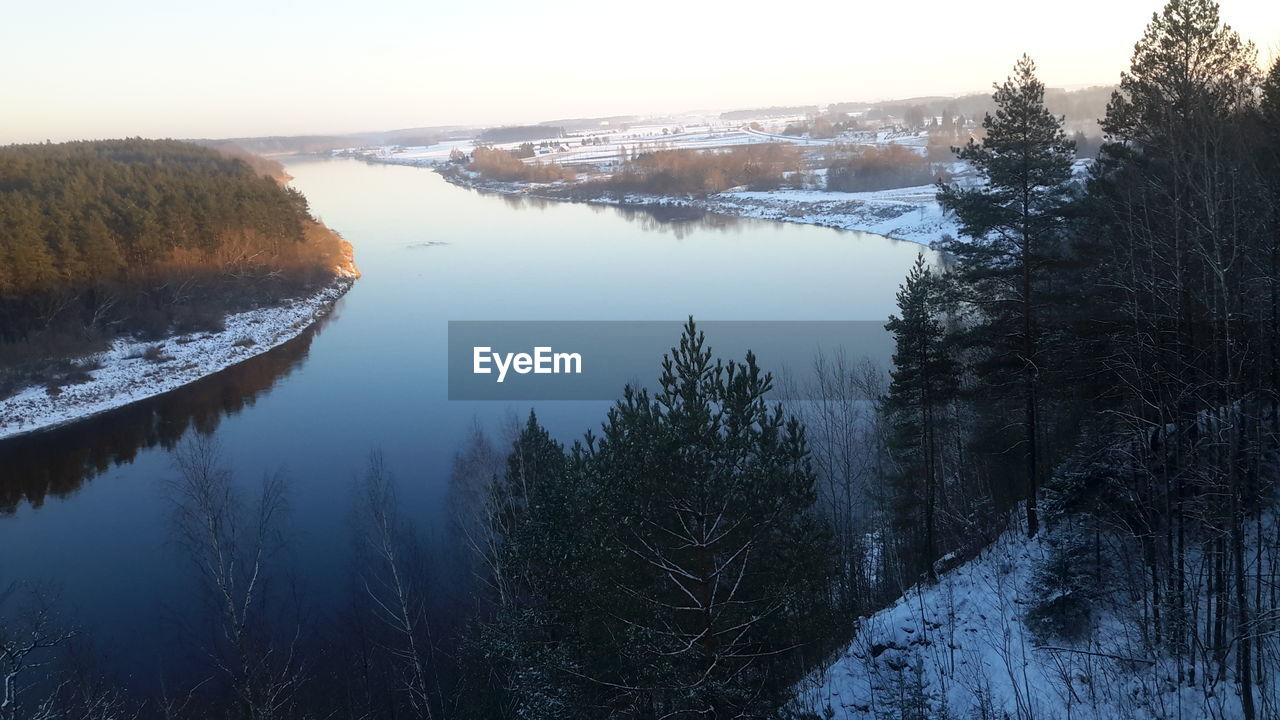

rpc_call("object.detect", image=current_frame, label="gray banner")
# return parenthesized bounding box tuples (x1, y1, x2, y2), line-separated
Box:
(448, 321, 892, 400)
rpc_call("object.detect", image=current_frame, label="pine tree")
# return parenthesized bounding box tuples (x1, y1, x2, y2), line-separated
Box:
(570, 319, 836, 715)
(455, 412, 579, 720)
(462, 321, 838, 718)
(937, 54, 1076, 537)
(882, 253, 957, 579)
(1085, 3, 1266, 713)
(1259, 57, 1280, 428)
(493, 410, 569, 608)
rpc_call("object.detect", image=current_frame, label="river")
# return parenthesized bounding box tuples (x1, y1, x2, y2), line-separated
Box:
(0, 156, 927, 687)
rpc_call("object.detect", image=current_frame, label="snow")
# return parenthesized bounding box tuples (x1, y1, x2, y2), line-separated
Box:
(793, 521, 1256, 720)
(432, 170, 960, 247)
(701, 185, 958, 246)
(352, 117, 1090, 248)
(345, 116, 975, 246)
(352, 126, 795, 171)
(0, 279, 353, 440)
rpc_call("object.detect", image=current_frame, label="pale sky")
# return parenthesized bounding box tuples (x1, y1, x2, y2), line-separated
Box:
(3, 0, 1278, 144)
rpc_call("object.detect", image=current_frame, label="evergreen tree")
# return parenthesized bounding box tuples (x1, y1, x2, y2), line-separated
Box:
(490, 411, 569, 609)
(1259, 57, 1280, 422)
(881, 253, 957, 579)
(459, 322, 838, 718)
(1083, 3, 1267, 713)
(569, 319, 835, 716)
(454, 412, 579, 720)
(937, 54, 1076, 537)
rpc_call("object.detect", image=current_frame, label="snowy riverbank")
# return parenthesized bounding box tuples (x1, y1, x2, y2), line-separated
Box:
(0, 278, 354, 441)
(434, 169, 959, 247)
(701, 186, 957, 246)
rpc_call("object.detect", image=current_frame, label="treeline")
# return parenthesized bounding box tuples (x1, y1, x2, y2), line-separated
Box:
(860, 85, 1115, 133)
(864, 1, 1280, 716)
(0, 139, 347, 393)
(783, 112, 862, 139)
(720, 105, 818, 121)
(197, 134, 356, 155)
(562, 143, 803, 196)
(824, 144, 947, 192)
(202, 141, 291, 182)
(463, 146, 577, 183)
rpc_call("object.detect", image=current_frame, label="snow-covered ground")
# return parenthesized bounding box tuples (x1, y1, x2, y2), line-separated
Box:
(792, 522, 1258, 720)
(702, 185, 957, 246)
(352, 125, 796, 170)
(433, 170, 961, 247)
(0, 279, 353, 440)
(346, 118, 968, 245)
(350, 122, 936, 172)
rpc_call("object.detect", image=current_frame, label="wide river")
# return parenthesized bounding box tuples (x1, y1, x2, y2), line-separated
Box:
(0, 157, 926, 685)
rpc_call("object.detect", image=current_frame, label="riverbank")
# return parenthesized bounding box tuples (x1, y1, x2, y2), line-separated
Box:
(432, 167, 958, 246)
(0, 268, 357, 441)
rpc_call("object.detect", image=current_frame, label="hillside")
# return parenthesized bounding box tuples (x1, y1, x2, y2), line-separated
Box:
(795, 510, 1275, 719)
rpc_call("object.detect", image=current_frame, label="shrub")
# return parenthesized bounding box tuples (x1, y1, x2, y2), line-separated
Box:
(826, 145, 947, 192)
(607, 143, 802, 194)
(1026, 530, 1106, 642)
(140, 345, 172, 363)
(467, 146, 575, 183)
(173, 305, 226, 334)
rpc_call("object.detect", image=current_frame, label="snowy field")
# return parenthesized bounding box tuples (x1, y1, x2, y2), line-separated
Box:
(354, 125, 794, 170)
(0, 279, 353, 440)
(703, 185, 958, 246)
(351, 122, 936, 173)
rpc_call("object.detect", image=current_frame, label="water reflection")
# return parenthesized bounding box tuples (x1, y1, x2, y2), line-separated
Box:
(0, 311, 336, 514)
(484, 186, 738, 238)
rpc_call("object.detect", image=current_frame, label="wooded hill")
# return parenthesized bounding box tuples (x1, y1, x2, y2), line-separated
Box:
(0, 139, 350, 392)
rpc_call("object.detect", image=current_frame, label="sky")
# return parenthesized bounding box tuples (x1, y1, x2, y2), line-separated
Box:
(3, 0, 1279, 144)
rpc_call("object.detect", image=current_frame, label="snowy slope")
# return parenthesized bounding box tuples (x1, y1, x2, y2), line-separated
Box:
(793, 523, 1258, 720)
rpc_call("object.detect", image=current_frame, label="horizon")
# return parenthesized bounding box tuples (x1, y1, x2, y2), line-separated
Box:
(5, 0, 1278, 145)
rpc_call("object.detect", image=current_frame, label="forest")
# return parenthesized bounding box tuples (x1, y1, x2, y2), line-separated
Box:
(0, 139, 349, 397)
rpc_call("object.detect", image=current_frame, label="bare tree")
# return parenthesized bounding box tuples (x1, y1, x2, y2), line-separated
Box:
(166, 436, 302, 720)
(779, 351, 887, 611)
(446, 418, 517, 611)
(351, 451, 440, 720)
(0, 584, 75, 720)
